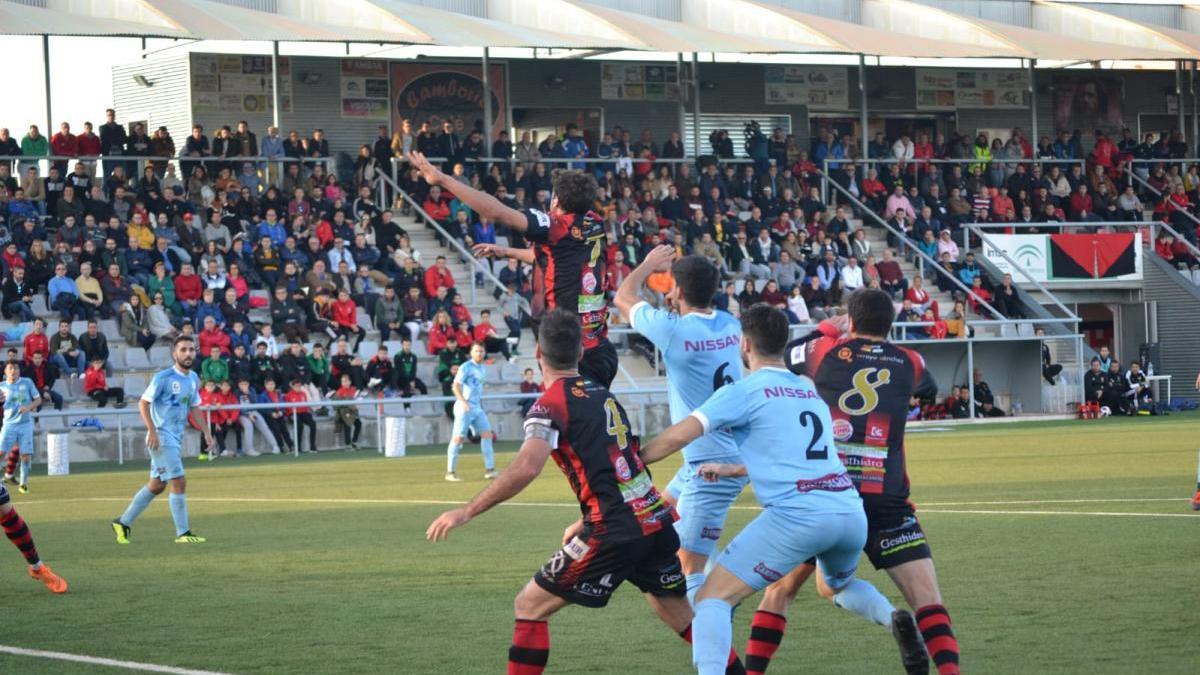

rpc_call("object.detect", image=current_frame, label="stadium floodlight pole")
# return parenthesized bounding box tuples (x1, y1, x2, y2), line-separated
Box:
(42, 35, 52, 138)
(271, 41, 281, 130)
(482, 47, 492, 150)
(859, 54, 869, 172)
(1028, 58, 1038, 142)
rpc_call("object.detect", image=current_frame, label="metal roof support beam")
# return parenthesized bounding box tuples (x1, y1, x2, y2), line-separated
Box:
(42, 35, 52, 139)
(271, 41, 281, 130)
(482, 47, 492, 149)
(1192, 60, 1198, 156)
(692, 52, 702, 160)
(1029, 58, 1038, 144)
(1178, 61, 1186, 145)
(859, 54, 869, 170)
(677, 53, 686, 158)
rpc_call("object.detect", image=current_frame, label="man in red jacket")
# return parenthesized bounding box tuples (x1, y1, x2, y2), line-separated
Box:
(175, 263, 203, 317)
(331, 289, 365, 350)
(76, 122, 102, 176)
(198, 316, 231, 357)
(21, 319, 49, 365)
(423, 255, 456, 298)
(49, 122, 78, 172)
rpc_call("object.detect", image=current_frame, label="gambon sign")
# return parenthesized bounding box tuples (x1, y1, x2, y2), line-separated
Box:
(390, 63, 506, 140)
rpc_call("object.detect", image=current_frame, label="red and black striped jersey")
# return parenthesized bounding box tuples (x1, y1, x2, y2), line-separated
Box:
(523, 376, 674, 542)
(521, 208, 609, 350)
(787, 325, 927, 503)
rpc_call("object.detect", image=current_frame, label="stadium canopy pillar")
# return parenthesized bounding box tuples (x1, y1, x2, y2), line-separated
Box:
(482, 47, 492, 147)
(1177, 60, 1186, 144)
(1028, 58, 1038, 143)
(859, 54, 869, 170)
(1192, 60, 1198, 156)
(677, 53, 686, 154)
(42, 34, 52, 136)
(692, 52, 702, 158)
(271, 41, 281, 130)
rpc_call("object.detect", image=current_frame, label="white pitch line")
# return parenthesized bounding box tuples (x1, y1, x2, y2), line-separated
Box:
(920, 497, 1188, 506)
(12, 495, 1199, 519)
(0, 644, 234, 674)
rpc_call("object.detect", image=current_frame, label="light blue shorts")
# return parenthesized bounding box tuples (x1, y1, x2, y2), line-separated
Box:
(665, 458, 750, 557)
(0, 423, 34, 456)
(451, 405, 492, 439)
(150, 443, 185, 481)
(716, 507, 867, 593)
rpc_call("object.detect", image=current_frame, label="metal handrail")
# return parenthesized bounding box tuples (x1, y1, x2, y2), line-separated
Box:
(378, 171, 530, 315)
(816, 167, 1008, 321)
(1124, 165, 1200, 230)
(390, 156, 755, 167)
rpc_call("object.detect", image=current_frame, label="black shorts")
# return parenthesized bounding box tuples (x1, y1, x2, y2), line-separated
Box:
(578, 341, 618, 389)
(862, 496, 932, 570)
(534, 527, 685, 608)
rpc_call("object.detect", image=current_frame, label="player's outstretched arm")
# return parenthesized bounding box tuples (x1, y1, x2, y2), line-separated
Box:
(408, 151, 528, 231)
(426, 437, 553, 542)
(472, 242, 535, 264)
(613, 244, 675, 320)
(640, 416, 704, 465)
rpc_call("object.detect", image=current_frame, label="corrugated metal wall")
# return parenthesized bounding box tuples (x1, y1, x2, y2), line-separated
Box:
(908, 0, 1031, 25)
(763, 0, 861, 22)
(207, 0, 279, 11)
(1077, 2, 1183, 30)
(582, 0, 680, 20)
(111, 54, 193, 148)
(412, 0, 487, 16)
(1142, 254, 1200, 402)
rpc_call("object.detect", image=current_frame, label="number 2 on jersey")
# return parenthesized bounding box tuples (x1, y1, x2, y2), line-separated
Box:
(605, 398, 630, 450)
(798, 411, 829, 460)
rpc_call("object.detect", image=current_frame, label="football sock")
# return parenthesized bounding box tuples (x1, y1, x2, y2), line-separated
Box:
(119, 486, 156, 526)
(685, 572, 706, 607)
(18, 457, 30, 486)
(832, 578, 895, 625)
(481, 436, 495, 470)
(680, 623, 745, 675)
(507, 619, 549, 675)
(4, 447, 18, 477)
(692, 599, 735, 675)
(446, 442, 462, 473)
(744, 610, 787, 675)
(916, 604, 961, 675)
(168, 493, 190, 537)
(0, 509, 40, 566)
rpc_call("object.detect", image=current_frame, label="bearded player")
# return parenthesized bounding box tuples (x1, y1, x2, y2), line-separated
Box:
(408, 150, 618, 388)
(737, 289, 958, 675)
(613, 245, 747, 606)
(427, 309, 746, 675)
(112, 335, 215, 544)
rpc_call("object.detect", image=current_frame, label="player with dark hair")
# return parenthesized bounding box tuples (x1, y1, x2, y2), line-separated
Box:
(112, 335, 215, 544)
(614, 246, 746, 606)
(427, 308, 745, 675)
(640, 304, 912, 675)
(408, 150, 618, 387)
(744, 288, 955, 675)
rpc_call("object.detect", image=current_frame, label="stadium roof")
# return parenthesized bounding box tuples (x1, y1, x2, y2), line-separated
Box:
(861, 0, 1188, 61)
(0, 1, 189, 38)
(361, 0, 630, 49)
(1032, 0, 1200, 59)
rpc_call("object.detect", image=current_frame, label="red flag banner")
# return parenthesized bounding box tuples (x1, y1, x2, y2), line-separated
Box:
(1049, 233, 1136, 279)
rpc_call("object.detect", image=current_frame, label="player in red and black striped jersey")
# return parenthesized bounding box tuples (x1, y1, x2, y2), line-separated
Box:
(427, 309, 745, 675)
(741, 290, 958, 675)
(407, 151, 619, 388)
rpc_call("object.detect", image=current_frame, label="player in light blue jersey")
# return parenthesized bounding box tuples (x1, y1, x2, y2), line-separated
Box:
(0, 361, 68, 593)
(641, 305, 921, 675)
(0, 362, 43, 494)
(446, 342, 497, 482)
(111, 336, 215, 544)
(614, 245, 748, 606)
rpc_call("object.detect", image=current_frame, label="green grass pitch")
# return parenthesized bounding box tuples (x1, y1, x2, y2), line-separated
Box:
(1, 414, 1197, 674)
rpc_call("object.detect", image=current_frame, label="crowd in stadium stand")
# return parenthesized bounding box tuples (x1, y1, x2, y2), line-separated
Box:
(0, 107, 1195, 434)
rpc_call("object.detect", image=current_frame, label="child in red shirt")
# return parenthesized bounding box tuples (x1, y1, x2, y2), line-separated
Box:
(331, 373, 362, 449)
(284, 379, 317, 453)
(331, 289, 365, 350)
(84, 357, 125, 407)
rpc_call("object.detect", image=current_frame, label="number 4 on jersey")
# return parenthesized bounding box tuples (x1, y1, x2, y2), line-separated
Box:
(604, 398, 630, 450)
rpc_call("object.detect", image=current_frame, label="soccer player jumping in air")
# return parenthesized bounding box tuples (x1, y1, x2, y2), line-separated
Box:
(640, 305, 922, 675)
(427, 308, 746, 675)
(746, 289, 959, 675)
(446, 342, 498, 482)
(0, 362, 67, 593)
(613, 245, 747, 606)
(112, 336, 215, 545)
(408, 150, 619, 388)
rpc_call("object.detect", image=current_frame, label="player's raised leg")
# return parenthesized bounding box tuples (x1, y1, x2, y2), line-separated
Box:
(17, 424, 34, 493)
(507, 579, 569, 674)
(888, 558, 959, 675)
(3, 446, 18, 484)
(747, 562, 816, 675)
(0, 485, 67, 593)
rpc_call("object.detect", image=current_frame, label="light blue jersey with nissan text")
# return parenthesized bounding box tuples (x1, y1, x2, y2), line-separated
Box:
(141, 367, 202, 448)
(631, 302, 742, 463)
(0, 378, 40, 427)
(692, 367, 861, 513)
